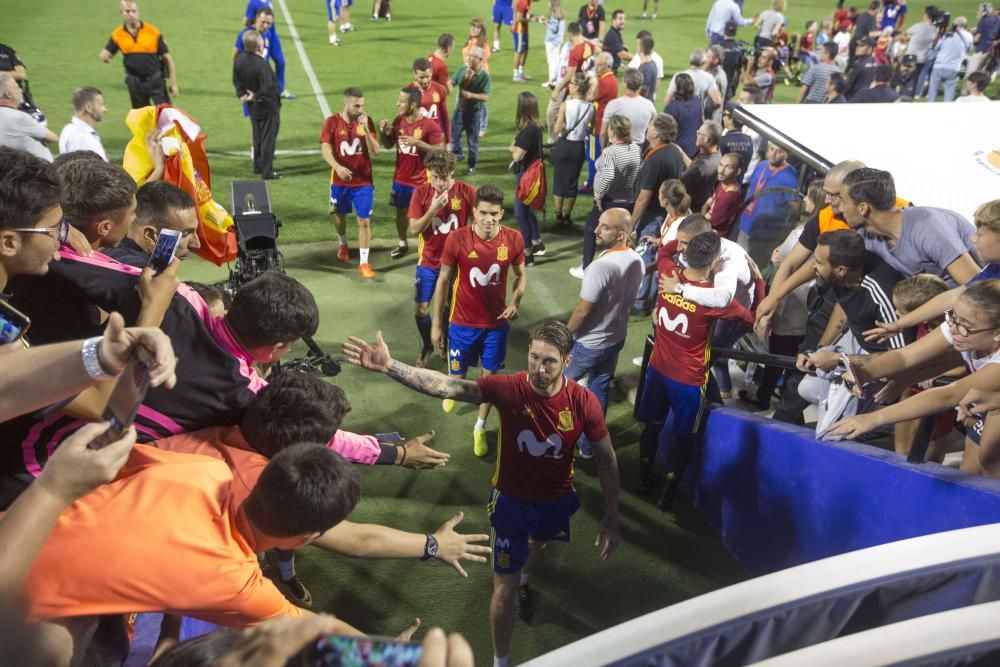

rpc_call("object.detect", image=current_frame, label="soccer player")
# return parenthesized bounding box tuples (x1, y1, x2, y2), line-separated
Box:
(411, 57, 451, 143)
(343, 319, 620, 667)
(320, 87, 380, 278)
(408, 150, 476, 367)
(429, 33, 455, 89)
(492, 0, 515, 52)
(236, 5, 293, 98)
(637, 231, 755, 509)
(512, 0, 534, 82)
(327, 0, 355, 45)
(551, 22, 596, 98)
(430, 185, 527, 456)
(378, 86, 443, 260)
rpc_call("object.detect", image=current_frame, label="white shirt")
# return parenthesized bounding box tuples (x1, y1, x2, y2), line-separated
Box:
(58, 116, 107, 161)
(706, 0, 752, 36)
(940, 322, 1000, 373)
(627, 51, 664, 79)
(956, 95, 991, 103)
(602, 94, 657, 144)
(0, 106, 53, 162)
(679, 237, 754, 308)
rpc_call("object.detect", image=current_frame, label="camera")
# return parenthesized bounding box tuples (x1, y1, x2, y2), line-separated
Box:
(227, 181, 341, 378)
(931, 9, 951, 29)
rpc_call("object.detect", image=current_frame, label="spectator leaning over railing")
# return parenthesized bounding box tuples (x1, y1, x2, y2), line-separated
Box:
(825, 280, 1000, 477)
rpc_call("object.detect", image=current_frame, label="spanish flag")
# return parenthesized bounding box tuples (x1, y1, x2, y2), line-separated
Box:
(122, 105, 237, 265)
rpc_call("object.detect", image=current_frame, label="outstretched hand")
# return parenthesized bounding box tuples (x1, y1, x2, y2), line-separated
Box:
(397, 618, 422, 642)
(401, 431, 450, 469)
(432, 511, 491, 577)
(596, 516, 621, 561)
(342, 331, 392, 372)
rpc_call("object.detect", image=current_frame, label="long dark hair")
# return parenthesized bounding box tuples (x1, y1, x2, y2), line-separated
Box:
(515, 91, 541, 130)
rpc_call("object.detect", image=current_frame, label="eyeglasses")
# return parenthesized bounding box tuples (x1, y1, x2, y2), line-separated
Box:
(945, 309, 996, 336)
(12, 218, 70, 243)
(823, 189, 842, 202)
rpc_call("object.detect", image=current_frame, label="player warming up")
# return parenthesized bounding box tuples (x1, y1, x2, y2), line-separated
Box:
(432, 185, 526, 456)
(378, 86, 443, 260)
(320, 87, 380, 279)
(343, 319, 621, 667)
(407, 150, 476, 368)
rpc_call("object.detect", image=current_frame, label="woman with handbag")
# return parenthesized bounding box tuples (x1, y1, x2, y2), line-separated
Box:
(510, 91, 546, 266)
(550, 73, 592, 226)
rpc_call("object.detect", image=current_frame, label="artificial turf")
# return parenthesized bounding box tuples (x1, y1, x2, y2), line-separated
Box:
(5, 0, 988, 660)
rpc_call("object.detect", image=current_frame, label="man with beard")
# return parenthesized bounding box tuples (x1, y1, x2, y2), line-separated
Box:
(410, 57, 450, 142)
(58, 87, 108, 160)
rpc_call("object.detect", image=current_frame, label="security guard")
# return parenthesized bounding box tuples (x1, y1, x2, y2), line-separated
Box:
(99, 0, 179, 108)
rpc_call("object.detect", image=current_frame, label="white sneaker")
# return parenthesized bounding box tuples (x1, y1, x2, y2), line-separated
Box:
(329, 34, 340, 45)
(493, 40, 500, 52)
(513, 74, 524, 83)
(632, 356, 643, 367)
(385, 13, 391, 21)
(341, 23, 354, 32)
(569, 265, 585, 279)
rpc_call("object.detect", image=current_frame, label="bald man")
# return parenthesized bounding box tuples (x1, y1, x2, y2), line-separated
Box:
(565, 208, 643, 457)
(99, 0, 179, 108)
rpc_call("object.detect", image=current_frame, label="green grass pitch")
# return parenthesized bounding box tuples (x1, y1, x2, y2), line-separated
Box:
(5, 0, 986, 661)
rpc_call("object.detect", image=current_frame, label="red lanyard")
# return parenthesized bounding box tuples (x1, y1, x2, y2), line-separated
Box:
(644, 144, 668, 162)
(753, 165, 783, 195)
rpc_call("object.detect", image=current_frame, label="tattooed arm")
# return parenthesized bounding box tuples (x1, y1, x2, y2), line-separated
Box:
(588, 434, 621, 560)
(342, 331, 483, 404)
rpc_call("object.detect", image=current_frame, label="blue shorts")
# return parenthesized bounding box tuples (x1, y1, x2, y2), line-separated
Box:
(414, 265, 439, 304)
(328, 0, 352, 21)
(330, 184, 374, 218)
(447, 322, 508, 374)
(390, 182, 416, 210)
(969, 417, 986, 445)
(636, 366, 706, 438)
(492, 1, 513, 26)
(488, 488, 580, 573)
(512, 30, 529, 53)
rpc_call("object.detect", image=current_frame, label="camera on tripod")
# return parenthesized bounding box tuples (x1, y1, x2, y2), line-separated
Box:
(226, 180, 341, 378)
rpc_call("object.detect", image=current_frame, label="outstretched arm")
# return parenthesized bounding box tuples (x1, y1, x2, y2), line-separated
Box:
(589, 434, 621, 560)
(342, 331, 483, 403)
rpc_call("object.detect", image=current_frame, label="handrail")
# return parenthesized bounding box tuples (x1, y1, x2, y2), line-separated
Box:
(727, 104, 835, 175)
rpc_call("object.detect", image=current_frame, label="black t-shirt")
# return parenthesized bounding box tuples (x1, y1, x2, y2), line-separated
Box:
(515, 123, 543, 167)
(680, 152, 722, 213)
(578, 5, 605, 39)
(853, 12, 877, 40)
(798, 216, 822, 252)
(603, 27, 625, 73)
(636, 143, 686, 219)
(720, 39, 745, 98)
(845, 55, 877, 98)
(850, 84, 900, 103)
(719, 131, 754, 178)
(105, 237, 150, 268)
(833, 253, 910, 353)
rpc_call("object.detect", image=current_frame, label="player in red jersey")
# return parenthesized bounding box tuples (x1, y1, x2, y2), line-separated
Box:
(551, 22, 597, 99)
(428, 33, 455, 90)
(377, 86, 443, 260)
(342, 319, 621, 667)
(320, 87, 380, 279)
(411, 57, 450, 143)
(511, 0, 535, 82)
(408, 150, 476, 367)
(637, 231, 755, 509)
(431, 185, 527, 457)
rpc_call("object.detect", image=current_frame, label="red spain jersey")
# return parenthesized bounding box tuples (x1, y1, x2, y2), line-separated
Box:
(478, 372, 608, 502)
(441, 225, 525, 329)
(392, 115, 442, 187)
(319, 114, 376, 187)
(412, 80, 450, 143)
(513, 0, 531, 33)
(408, 180, 476, 270)
(650, 254, 754, 386)
(594, 72, 619, 134)
(567, 41, 595, 72)
(428, 54, 449, 88)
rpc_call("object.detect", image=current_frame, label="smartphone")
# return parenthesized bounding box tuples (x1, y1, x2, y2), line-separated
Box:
(87, 348, 153, 449)
(0, 300, 31, 345)
(839, 353, 866, 399)
(290, 634, 423, 667)
(148, 229, 182, 274)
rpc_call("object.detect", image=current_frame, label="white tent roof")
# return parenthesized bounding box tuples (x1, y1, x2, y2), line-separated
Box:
(747, 102, 1000, 223)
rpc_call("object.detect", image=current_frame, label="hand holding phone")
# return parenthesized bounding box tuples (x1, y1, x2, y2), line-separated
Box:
(0, 300, 31, 345)
(148, 228, 182, 275)
(87, 348, 152, 450)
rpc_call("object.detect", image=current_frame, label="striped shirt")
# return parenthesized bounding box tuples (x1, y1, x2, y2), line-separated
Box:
(594, 141, 641, 205)
(800, 62, 840, 103)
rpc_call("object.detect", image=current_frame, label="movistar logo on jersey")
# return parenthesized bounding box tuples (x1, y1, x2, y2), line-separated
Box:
(469, 263, 501, 287)
(516, 430, 564, 458)
(658, 307, 689, 336)
(339, 138, 362, 156)
(432, 213, 459, 235)
(418, 105, 439, 120)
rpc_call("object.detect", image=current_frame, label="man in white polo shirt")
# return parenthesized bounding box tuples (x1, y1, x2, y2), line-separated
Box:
(566, 207, 643, 457)
(58, 87, 107, 160)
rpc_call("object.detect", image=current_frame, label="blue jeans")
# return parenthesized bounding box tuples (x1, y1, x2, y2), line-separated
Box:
(566, 339, 624, 453)
(633, 216, 663, 311)
(514, 164, 540, 249)
(928, 66, 959, 103)
(710, 318, 748, 394)
(915, 59, 933, 98)
(451, 106, 482, 168)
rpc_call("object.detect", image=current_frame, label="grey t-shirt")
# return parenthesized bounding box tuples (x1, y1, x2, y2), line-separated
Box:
(0, 106, 52, 162)
(905, 22, 937, 63)
(757, 10, 785, 40)
(577, 247, 644, 348)
(862, 206, 979, 287)
(602, 94, 657, 144)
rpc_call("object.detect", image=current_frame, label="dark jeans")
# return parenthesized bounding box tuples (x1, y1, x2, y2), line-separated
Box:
(125, 74, 170, 109)
(710, 319, 749, 394)
(514, 163, 540, 248)
(632, 215, 663, 310)
(755, 333, 803, 404)
(772, 371, 809, 425)
(251, 112, 280, 176)
(451, 105, 482, 168)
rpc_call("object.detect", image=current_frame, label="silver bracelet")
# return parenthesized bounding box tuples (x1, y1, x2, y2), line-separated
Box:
(81, 337, 115, 381)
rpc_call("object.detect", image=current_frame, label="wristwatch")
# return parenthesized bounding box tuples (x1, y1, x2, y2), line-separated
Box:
(81, 337, 115, 381)
(421, 534, 439, 561)
(673, 283, 685, 296)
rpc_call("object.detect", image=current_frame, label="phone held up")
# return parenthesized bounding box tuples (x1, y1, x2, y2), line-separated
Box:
(87, 347, 153, 450)
(148, 228, 182, 275)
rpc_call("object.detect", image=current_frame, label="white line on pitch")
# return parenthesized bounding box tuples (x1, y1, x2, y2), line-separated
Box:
(275, 0, 332, 118)
(208, 146, 516, 158)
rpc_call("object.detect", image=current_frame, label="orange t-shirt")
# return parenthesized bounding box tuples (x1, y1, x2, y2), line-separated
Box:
(461, 39, 491, 73)
(19, 444, 301, 626)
